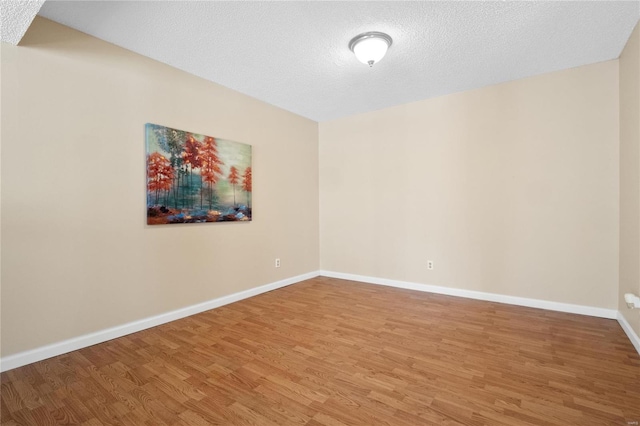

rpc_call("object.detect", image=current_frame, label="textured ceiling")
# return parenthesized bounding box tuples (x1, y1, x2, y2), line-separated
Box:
(1, 0, 45, 45)
(36, 1, 640, 122)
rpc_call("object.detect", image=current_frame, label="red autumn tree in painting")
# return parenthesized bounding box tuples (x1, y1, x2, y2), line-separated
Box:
(147, 152, 174, 204)
(182, 133, 202, 188)
(242, 166, 252, 208)
(199, 136, 224, 209)
(228, 166, 239, 206)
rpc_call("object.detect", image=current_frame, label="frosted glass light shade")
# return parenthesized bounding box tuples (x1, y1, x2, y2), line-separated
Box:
(349, 32, 393, 67)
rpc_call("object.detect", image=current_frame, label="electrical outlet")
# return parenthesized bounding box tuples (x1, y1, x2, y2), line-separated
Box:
(275, 258, 281, 268)
(427, 260, 434, 270)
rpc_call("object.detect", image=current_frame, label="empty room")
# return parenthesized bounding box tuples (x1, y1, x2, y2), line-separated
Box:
(1, 1, 639, 425)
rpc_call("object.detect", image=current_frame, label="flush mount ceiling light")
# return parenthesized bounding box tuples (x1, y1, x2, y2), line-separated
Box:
(349, 31, 393, 67)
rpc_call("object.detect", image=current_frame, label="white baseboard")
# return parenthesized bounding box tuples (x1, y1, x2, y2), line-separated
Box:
(0, 271, 320, 373)
(320, 270, 618, 319)
(4, 270, 633, 372)
(617, 311, 640, 355)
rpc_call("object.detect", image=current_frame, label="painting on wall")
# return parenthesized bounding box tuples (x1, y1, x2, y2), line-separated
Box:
(146, 123, 252, 225)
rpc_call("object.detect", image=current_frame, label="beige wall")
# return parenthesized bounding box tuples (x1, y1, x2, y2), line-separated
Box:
(320, 61, 620, 309)
(619, 22, 640, 336)
(0, 17, 319, 357)
(0, 40, 3, 360)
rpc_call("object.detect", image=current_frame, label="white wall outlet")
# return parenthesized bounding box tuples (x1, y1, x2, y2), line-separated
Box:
(427, 260, 434, 270)
(275, 258, 281, 268)
(624, 293, 640, 309)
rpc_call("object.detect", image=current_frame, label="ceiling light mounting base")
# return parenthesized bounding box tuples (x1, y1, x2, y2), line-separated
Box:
(348, 31, 393, 52)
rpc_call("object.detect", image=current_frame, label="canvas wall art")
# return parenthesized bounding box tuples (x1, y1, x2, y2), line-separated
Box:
(146, 123, 252, 225)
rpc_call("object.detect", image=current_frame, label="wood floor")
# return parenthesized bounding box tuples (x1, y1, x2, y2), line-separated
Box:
(2, 277, 639, 426)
